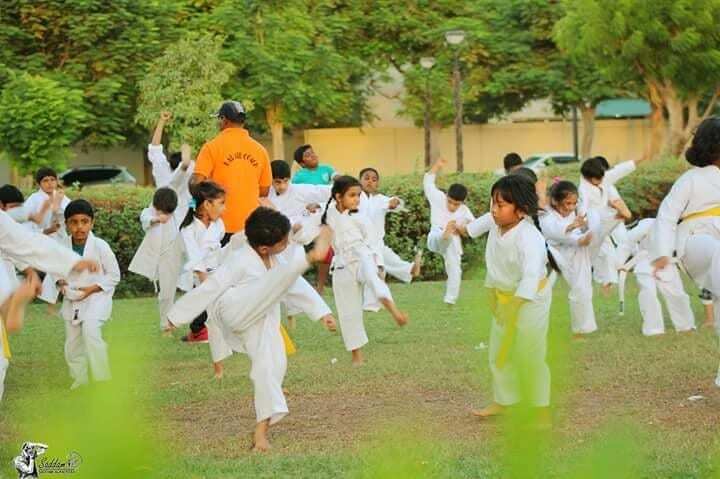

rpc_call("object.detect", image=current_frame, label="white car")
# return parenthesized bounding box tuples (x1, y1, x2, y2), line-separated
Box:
(494, 152, 578, 175)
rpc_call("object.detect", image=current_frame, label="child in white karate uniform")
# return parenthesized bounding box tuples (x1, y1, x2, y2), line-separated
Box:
(358, 167, 423, 287)
(464, 175, 555, 423)
(322, 176, 408, 365)
(578, 157, 636, 289)
(617, 218, 694, 336)
(649, 118, 720, 385)
(129, 187, 184, 332)
(23, 167, 70, 238)
(167, 209, 336, 452)
(41, 200, 120, 389)
(177, 181, 226, 368)
(423, 158, 474, 305)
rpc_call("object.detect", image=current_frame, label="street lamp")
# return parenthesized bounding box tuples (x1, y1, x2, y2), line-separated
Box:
(420, 57, 436, 167)
(445, 30, 466, 172)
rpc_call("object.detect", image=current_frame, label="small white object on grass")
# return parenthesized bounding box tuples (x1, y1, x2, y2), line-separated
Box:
(330, 358, 338, 365)
(474, 342, 487, 351)
(688, 395, 705, 402)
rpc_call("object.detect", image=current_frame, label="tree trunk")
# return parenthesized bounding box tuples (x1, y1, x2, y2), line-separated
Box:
(580, 105, 595, 159)
(663, 83, 687, 157)
(646, 81, 666, 161)
(430, 123, 442, 165)
(266, 104, 285, 161)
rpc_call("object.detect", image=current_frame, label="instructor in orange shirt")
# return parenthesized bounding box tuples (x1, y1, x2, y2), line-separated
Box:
(191, 100, 271, 244)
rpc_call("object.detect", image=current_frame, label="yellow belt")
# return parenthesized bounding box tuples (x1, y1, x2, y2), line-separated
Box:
(680, 206, 720, 223)
(1, 317, 10, 360)
(491, 277, 549, 369)
(280, 324, 296, 356)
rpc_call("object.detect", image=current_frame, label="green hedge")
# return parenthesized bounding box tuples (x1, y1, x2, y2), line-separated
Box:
(62, 157, 687, 297)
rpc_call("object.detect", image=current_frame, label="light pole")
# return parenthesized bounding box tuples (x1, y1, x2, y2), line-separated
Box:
(445, 29, 466, 172)
(420, 56, 436, 168)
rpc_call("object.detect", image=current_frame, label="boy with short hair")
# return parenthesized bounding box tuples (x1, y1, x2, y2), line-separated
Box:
(24, 167, 70, 237)
(129, 187, 184, 332)
(423, 158, 474, 305)
(41, 199, 121, 389)
(167, 208, 336, 452)
(503, 152, 523, 174)
(291, 144, 337, 186)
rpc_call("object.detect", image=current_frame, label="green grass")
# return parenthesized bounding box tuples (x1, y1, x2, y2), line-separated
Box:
(1, 275, 719, 478)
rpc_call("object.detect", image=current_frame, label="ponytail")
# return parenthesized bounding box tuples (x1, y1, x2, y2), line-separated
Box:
(532, 213, 561, 274)
(320, 197, 333, 225)
(180, 181, 225, 230)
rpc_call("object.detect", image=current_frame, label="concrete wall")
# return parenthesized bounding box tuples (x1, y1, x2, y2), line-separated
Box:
(305, 118, 651, 175)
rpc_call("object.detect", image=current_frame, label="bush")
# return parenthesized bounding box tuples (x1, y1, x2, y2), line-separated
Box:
(58, 157, 687, 297)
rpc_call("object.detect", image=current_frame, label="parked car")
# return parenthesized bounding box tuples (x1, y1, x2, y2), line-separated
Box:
(60, 165, 137, 188)
(494, 152, 578, 175)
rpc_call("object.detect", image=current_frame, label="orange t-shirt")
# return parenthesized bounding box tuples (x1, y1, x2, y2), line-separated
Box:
(195, 127, 271, 233)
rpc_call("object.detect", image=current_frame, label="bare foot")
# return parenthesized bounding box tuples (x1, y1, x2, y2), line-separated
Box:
(252, 421, 271, 452)
(381, 298, 408, 327)
(472, 402, 506, 418)
(411, 249, 423, 278)
(213, 361, 224, 380)
(393, 310, 409, 327)
(351, 349, 364, 366)
(252, 439, 271, 453)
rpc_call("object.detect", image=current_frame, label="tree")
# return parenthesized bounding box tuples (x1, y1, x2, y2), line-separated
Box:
(0, 0, 180, 148)
(557, 0, 720, 158)
(135, 34, 235, 151)
(202, 0, 369, 161)
(0, 73, 86, 175)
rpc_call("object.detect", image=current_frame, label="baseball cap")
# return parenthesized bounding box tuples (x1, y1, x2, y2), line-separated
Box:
(212, 100, 246, 122)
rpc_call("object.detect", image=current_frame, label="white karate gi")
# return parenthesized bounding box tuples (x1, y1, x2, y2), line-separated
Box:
(24, 189, 70, 236)
(423, 173, 474, 304)
(578, 160, 636, 285)
(147, 144, 195, 224)
(168, 244, 313, 425)
(359, 192, 415, 284)
(484, 218, 552, 407)
(0, 316, 8, 401)
(41, 233, 120, 385)
(618, 219, 694, 335)
(325, 204, 392, 351)
(129, 207, 185, 329)
(180, 217, 225, 356)
(540, 208, 599, 334)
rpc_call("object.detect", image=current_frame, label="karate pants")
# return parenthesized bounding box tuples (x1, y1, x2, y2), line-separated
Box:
(0, 356, 7, 401)
(562, 249, 597, 334)
(489, 284, 552, 407)
(64, 318, 111, 384)
(427, 231, 462, 304)
(334, 255, 392, 351)
(285, 276, 332, 320)
(635, 264, 695, 336)
(157, 259, 181, 331)
(382, 245, 413, 284)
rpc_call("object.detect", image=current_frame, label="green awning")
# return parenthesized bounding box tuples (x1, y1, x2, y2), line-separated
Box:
(596, 98, 651, 118)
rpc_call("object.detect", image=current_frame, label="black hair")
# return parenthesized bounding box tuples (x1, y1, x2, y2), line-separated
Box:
(503, 152, 523, 172)
(447, 183, 468, 202)
(245, 207, 291, 249)
(0, 184, 24, 205)
(580, 158, 605, 180)
(511, 166, 538, 184)
(490, 175, 560, 273)
(35, 167, 57, 185)
(321, 175, 362, 224)
(271, 160, 291, 180)
(593, 156, 610, 171)
(549, 180, 578, 207)
(168, 152, 182, 171)
(359, 167, 380, 180)
(153, 187, 178, 214)
(686, 117, 720, 167)
(64, 199, 94, 221)
(180, 181, 225, 229)
(294, 144, 312, 165)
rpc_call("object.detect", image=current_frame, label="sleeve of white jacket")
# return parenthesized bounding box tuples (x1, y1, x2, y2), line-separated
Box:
(466, 213, 493, 239)
(650, 175, 690, 261)
(604, 160, 636, 186)
(515, 229, 547, 300)
(539, 214, 581, 247)
(423, 173, 445, 207)
(148, 144, 172, 187)
(297, 184, 332, 206)
(139, 207, 155, 232)
(0, 210, 79, 278)
(97, 240, 121, 292)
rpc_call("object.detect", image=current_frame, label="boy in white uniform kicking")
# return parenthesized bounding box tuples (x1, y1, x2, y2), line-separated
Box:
(168, 208, 335, 452)
(423, 158, 474, 305)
